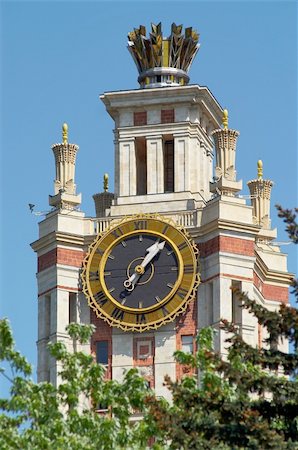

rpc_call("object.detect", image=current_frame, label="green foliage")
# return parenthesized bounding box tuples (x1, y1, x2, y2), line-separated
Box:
(145, 206, 298, 449)
(1, 205, 297, 449)
(0, 320, 155, 450)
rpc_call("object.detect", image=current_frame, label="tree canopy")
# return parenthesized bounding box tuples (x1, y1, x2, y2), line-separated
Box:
(1, 206, 297, 449)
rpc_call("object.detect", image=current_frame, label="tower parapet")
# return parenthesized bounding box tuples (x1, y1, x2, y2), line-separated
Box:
(128, 23, 200, 89)
(49, 123, 81, 210)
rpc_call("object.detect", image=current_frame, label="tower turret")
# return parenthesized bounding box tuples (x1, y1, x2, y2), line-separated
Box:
(210, 109, 242, 196)
(49, 123, 82, 210)
(93, 173, 114, 217)
(247, 160, 274, 230)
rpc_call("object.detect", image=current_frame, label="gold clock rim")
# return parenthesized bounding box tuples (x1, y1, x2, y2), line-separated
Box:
(96, 228, 184, 313)
(82, 213, 200, 332)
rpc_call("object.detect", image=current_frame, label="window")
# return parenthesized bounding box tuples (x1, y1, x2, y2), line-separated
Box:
(181, 335, 193, 354)
(135, 138, 147, 195)
(231, 280, 242, 325)
(137, 340, 152, 360)
(163, 139, 174, 192)
(69, 292, 76, 324)
(96, 341, 108, 365)
(44, 294, 51, 337)
(206, 282, 214, 325)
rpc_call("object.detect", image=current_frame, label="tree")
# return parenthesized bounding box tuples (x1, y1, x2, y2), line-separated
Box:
(0, 322, 157, 450)
(1, 206, 297, 449)
(146, 206, 298, 449)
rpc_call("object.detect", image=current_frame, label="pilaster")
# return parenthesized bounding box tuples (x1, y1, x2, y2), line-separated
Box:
(146, 135, 163, 194)
(118, 137, 136, 196)
(174, 133, 190, 192)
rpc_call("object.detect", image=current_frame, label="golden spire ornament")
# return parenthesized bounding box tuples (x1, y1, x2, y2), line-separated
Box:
(222, 109, 229, 130)
(62, 122, 68, 145)
(257, 160, 263, 179)
(103, 173, 109, 192)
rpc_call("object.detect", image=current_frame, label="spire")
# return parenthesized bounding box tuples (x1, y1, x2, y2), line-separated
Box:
(222, 109, 228, 130)
(127, 23, 200, 89)
(103, 173, 109, 192)
(247, 160, 273, 230)
(257, 159, 263, 179)
(210, 109, 242, 196)
(62, 122, 68, 145)
(49, 123, 81, 210)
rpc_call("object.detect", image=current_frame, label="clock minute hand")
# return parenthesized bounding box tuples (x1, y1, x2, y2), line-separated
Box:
(141, 240, 165, 269)
(123, 240, 166, 290)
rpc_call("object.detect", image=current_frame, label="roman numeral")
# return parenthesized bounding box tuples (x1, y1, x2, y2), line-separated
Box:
(111, 307, 125, 321)
(89, 271, 99, 281)
(94, 290, 108, 306)
(161, 306, 169, 316)
(184, 264, 194, 274)
(162, 224, 170, 234)
(136, 313, 147, 324)
(134, 220, 148, 230)
(95, 247, 104, 256)
(178, 242, 188, 251)
(176, 286, 189, 300)
(111, 227, 124, 239)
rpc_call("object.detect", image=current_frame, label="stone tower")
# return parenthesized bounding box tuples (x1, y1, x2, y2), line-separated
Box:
(32, 23, 292, 396)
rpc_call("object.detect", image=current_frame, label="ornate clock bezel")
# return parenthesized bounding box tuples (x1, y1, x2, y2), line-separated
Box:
(81, 213, 200, 332)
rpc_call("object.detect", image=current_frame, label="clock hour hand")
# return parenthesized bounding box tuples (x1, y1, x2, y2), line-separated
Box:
(123, 240, 166, 291)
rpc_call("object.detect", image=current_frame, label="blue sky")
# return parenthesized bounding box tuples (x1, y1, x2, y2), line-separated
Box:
(1, 1, 297, 378)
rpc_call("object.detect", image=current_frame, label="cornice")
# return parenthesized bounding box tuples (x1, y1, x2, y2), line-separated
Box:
(191, 218, 260, 239)
(101, 84, 223, 128)
(31, 231, 90, 254)
(255, 254, 294, 286)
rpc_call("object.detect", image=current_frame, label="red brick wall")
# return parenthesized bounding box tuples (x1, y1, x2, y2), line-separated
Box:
(253, 271, 288, 303)
(38, 248, 85, 272)
(90, 310, 112, 380)
(134, 111, 147, 126)
(176, 299, 197, 380)
(199, 236, 254, 258)
(161, 109, 174, 123)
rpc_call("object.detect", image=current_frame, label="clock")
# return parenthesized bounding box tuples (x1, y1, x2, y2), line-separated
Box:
(82, 214, 199, 332)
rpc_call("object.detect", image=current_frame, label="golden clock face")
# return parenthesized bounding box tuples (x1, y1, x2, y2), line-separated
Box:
(82, 214, 199, 332)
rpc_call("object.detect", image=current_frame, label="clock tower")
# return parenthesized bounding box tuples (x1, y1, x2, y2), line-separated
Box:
(31, 23, 292, 399)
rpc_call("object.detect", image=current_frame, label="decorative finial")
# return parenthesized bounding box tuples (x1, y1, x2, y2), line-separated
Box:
(62, 123, 68, 145)
(257, 160, 263, 179)
(128, 23, 200, 88)
(103, 173, 109, 192)
(222, 109, 229, 130)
